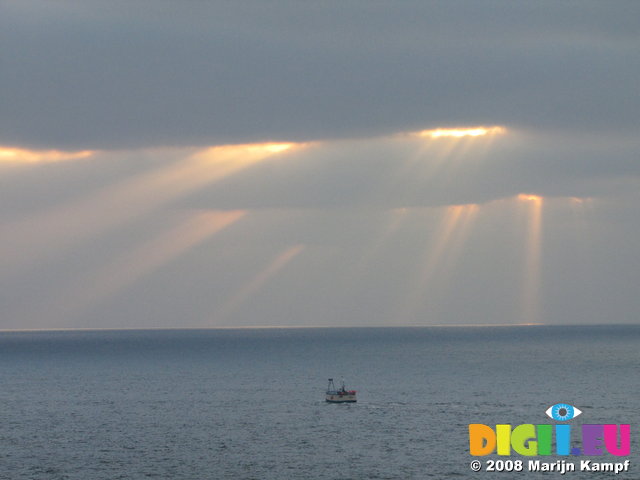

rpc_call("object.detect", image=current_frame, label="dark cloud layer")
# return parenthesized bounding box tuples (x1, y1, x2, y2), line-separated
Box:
(2, 1, 639, 149)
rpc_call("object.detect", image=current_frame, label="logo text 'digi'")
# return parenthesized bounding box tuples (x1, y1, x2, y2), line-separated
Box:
(469, 424, 630, 456)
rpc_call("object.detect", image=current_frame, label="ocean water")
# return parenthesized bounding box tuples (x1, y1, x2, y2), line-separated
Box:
(0, 325, 638, 479)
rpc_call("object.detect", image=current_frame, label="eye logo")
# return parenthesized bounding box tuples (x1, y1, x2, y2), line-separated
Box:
(545, 403, 582, 421)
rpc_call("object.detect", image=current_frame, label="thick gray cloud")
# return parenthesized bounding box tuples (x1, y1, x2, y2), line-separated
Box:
(2, 1, 639, 149)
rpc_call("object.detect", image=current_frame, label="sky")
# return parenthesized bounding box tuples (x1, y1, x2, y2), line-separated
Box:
(1, 1, 639, 329)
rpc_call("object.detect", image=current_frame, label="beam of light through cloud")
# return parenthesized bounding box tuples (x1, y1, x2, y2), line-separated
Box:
(0, 146, 96, 164)
(2, 121, 639, 329)
(430, 205, 479, 284)
(409, 126, 508, 175)
(211, 244, 305, 325)
(396, 203, 479, 323)
(381, 125, 511, 210)
(0, 142, 300, 274)
(387, 137, 462, 197)
(517, 193, 544, 325)
(353, 208, 410, 273)
(16, 210, 246, 328)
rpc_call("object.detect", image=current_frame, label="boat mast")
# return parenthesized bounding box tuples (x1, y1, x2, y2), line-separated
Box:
(327, 378, 335, 392)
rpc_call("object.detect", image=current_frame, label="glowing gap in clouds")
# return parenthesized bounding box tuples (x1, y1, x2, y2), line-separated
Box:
(518, 193, 544, 324)
(24, 210, 246, 327)
(416, 126, 506, 138)
(212, 244, 305, 324)
(0, 146, 96, 163)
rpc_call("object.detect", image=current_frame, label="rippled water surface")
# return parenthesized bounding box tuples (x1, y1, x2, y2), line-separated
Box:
(0, 326, 638, 479)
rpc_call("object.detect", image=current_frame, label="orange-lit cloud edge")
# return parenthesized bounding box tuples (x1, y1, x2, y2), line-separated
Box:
(0, 146, 97, 163)
(0, 124, 505, 162)
(0, 124, 505, 163)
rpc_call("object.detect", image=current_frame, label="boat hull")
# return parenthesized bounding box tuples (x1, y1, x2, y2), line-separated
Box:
(326, 394, 357, 403)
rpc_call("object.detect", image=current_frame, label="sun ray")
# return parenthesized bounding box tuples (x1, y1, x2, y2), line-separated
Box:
(353, 207, 409, 273)
(19, 210, 246, 327)
(518, 194, 544, 324)
(397, 203, 479, 323)
(430, 204, 479, 285)
(388, 126, 508, 208)
(0, 142, 301, 274)
(212, 244, 305, 324)
(418, 205, 467, 280)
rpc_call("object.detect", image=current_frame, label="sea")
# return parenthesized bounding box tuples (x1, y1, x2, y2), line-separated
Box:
(0, 325, 638, 479)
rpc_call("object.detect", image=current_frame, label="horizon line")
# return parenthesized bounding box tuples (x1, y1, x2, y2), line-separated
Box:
(1, 322, 637, 333)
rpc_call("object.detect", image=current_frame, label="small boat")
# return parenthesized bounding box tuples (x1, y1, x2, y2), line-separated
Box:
(326, 378, 357, 403)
